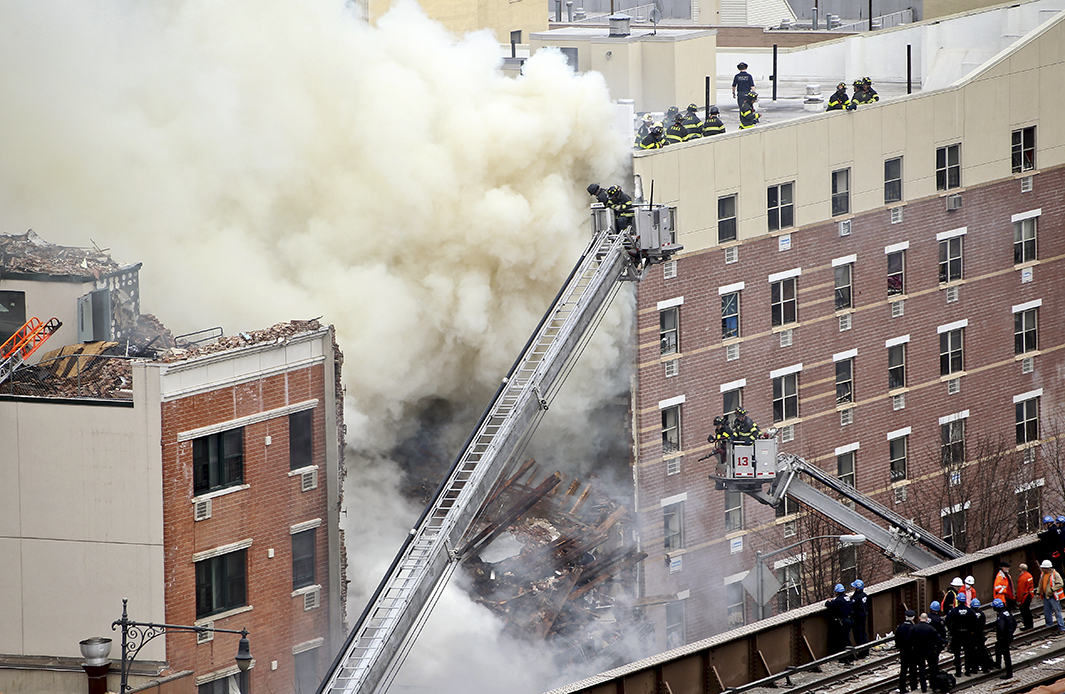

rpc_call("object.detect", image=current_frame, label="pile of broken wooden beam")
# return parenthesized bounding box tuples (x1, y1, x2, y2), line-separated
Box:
(4, 341, 134, 399)
(461, 459, 650, 668)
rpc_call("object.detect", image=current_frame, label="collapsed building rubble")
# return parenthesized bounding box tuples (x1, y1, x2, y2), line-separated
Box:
(461, 459, 652, 670)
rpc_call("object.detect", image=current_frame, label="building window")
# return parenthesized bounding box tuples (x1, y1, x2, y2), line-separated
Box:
(662, 405, 681, 454)
(888, 344, 906, 390)
(0, 290, 27, 345)
(293, 529, 316, 590)
(660, 307, 679, 356)
(723, 388, 742, 416)
(773, 374, 799, 422)
(837, 451, 855, 487)
(840, 545, 858, 586)
(665, 601, 686, 649)
(663, 502, 684, 551)
(834, 264, 853, 310)
(890, 436, 907, 481)
(1017, 487, 1041, 533)
(771, 278, 797, 326)
(831, 169, 850, 216)
(721, 292, 740, 340)
(1017, 398, 1040, 446)
(1015, 308, 1038, 355)
(1012, 127, 1036, 173)
(768, 183, 794, 231)
(718, 195, 738, 243)
(295, 649, 319, 694)
(884, 157, 903, 203)
(938, 237, 963, 283)
(942, 509, 967, 550)
(1014, 217, 1037, 265)
(936, 144, 961, 190)
(887, 251, 905, 295)
(777, 562, 802, 612)
(940, 328, 964, 375)
(290, 410, 314, 470)
(835, 359, 854, 405)
(775, 495, 800, 518)
(195, 549, 247, 619)
(725, 490, 743, 532)
(726, 581, 746, 627)
(941, 420, 966, 466)
(199, 674, 249, 694)
(193, 429, 244, 495)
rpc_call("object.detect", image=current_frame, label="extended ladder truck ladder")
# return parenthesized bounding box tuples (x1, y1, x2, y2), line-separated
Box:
(318, 204, 681, 694)
(715, 441, 963, 570)
(0, 316, 63, 386)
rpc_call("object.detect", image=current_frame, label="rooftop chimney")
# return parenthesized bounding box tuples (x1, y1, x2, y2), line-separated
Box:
(608, 14, 631, 36)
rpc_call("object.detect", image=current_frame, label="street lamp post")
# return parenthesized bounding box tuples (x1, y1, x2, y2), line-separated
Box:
(111, 598, 252, 693)
(753, 534, 866, 620)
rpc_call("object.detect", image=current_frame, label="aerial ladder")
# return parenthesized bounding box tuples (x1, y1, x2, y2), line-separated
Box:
(0, 316, 63, 386)
(712, 438, 964, 570)
(317, 200, 682, 694)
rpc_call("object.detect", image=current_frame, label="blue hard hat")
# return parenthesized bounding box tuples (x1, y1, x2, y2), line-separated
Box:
(970, 598, 981, 608)
(930, 601, 941, 612)
(851, 580, 864, 589)
(1057, 516, 1065, 523)
(957, 593, 967, 603)
(992, 599, 1005, 609)
(834, 583, 845, 593)
(1045, 515, 1055, 523)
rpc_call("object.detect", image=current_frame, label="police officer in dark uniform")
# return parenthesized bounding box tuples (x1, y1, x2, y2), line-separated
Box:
(825, 583, 854, 657)
(895, 610, 917, 693)
(945, 594, 977, 677)
(910, 613, 947, 692)
(993, 598, 1016, 679)
(851, 579, 870, 656)
(969, 598, 992, 674)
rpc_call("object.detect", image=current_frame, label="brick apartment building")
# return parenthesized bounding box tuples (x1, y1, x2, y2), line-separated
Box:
(0, 234, 345, 694)
(627, 1, 1065, 650)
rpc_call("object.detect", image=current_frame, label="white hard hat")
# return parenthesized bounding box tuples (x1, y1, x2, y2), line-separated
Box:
(964, 576, 975, 585)
(951, 577, 964, 587)
(1042, 560, 1054, 569)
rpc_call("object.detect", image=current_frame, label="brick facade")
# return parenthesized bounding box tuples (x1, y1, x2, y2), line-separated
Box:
(634, 166, 1064, 647)
(160, 363, 333, 690)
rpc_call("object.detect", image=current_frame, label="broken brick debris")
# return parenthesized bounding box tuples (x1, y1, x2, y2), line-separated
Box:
(462, 461, 650, 670)
(158, 319, 324, 363)
(0, 230, 125, 279)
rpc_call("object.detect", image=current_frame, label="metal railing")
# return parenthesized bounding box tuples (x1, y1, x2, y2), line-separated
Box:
(561, 3, 658, 22)
(834, 8, 915, 31)
(0, 353, 134, 401)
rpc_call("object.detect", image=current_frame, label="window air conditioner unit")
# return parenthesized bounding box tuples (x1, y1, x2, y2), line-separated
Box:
(890, 207, 904, 224)
(947, 378, 961, 395)
(1021, 176, 1033, 193)
(838, 220, 852, 236)
(779, 329, 793, 347)
(194, 498, 212, 522)
(664, 359, 679, 377)
(946, 285, 959, 303)
(891, 300, 905, 318)
(301, 469, 318, 492)
(663, 260, 677, 279)
(892, 393, 906, 411)
(724, 246, 738, 264)
(840, 408, 854, 426)
(946, 194, 962, 211)
(1022, 356, 1035, 374)
(304, 589, 321, 611)
(726, 344, 740, 361)
(839, 313, 852, 332)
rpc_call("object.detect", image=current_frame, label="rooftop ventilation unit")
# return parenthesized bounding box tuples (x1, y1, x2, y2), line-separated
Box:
(608, 14, 631, 36)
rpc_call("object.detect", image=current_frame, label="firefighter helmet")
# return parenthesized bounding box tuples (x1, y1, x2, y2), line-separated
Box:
(709, 106, 720, 115)
(587, 183, 601, 196)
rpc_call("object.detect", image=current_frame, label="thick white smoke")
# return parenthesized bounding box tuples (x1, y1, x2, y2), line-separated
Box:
(0, 1, 635, 691)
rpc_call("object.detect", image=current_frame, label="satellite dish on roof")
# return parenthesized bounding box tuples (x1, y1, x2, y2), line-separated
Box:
(650, 7, 661, 23)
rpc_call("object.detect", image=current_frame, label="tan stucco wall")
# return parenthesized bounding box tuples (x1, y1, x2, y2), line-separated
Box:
(0, 367, 165, 660)
(633, 11, 1065, 252)
(532, 30, 716, 113)
(367, 0, 547, 43)
(925, 0, 1004, 19)
(0, 277, 95, 352)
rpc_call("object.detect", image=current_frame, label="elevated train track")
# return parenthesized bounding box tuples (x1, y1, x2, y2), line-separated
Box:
(544, 535, 1050, 694)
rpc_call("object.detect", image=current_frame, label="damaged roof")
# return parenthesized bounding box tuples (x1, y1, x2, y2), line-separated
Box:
(0, 229, 136, 281)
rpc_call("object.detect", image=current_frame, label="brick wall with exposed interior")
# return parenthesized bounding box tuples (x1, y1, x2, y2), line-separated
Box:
(635, 166, 1064, 647)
